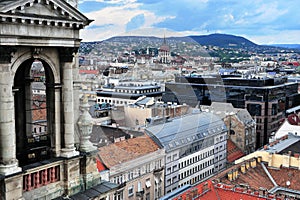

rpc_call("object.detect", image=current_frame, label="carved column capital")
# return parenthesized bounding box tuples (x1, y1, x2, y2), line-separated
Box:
(58, 47, 79, 62)
(0, 46, 17, 64)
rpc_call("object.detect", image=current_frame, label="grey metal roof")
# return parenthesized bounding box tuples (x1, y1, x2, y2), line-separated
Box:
(64, 181, 119, 200)
(135, 97, 153, 106)
(145, 112, 227, 151)
(263, 133, 300, 154)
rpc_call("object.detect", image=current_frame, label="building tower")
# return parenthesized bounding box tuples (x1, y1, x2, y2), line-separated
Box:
(158, 35, 171, 64)
(0, 1, 103, 199)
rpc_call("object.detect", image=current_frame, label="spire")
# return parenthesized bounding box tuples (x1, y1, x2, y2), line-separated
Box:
(163, 34, 167, 45)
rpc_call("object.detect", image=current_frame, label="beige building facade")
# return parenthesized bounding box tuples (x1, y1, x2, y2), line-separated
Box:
(97, 135, 166, 200)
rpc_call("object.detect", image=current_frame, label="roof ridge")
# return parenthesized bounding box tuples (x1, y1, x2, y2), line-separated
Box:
(261, 162, 278, 187)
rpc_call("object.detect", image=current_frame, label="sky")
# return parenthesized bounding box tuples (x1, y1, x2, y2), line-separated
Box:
(78, 0, 300, 45)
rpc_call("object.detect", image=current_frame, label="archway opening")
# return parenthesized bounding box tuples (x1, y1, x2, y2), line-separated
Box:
(14, 58, 55, 166)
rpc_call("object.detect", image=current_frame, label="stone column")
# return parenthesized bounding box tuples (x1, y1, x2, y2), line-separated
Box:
(53, 84, 62, 157)
(0, 46, 21, 175)
(60, 47, 79, 158)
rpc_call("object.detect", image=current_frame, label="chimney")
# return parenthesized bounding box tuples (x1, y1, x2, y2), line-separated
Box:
(240, 164, 246, 174)
(257, 156, 262, 163)
(233, 168, 238, 180)
(250, 158, 257, 168)
(245, 161, 250, 169)
(227, 170, 233, 181)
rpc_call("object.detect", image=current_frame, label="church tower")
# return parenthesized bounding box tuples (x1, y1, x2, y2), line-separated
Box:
(0, 1, 103, 199)
(158, 35, 171, 64)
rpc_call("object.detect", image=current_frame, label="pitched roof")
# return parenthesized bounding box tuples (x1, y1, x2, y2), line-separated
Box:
(268, 167, 300, 191)
(214, 160, 274, 191)
(97, 135, 161, 168)
(170, 180, 271, 200)
(227, 139, 245, 163)
(145, 112, 226, 152)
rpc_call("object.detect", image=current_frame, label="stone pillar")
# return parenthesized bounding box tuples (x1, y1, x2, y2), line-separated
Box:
(0, 47, 21, 175)
(53, 84, 62, 157)
(60, 47, 79, 158)
(77, 95, 96, 152)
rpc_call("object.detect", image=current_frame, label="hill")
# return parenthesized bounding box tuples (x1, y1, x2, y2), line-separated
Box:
(269, 44, 300, 50)
(188, 33, 258, 48)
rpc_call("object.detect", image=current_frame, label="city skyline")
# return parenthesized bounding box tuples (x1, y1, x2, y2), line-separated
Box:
(78, 0, 300, 45)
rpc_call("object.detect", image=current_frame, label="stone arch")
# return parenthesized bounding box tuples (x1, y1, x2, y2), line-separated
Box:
(10, 49, 60, 84)
(13, 57, 57, 166)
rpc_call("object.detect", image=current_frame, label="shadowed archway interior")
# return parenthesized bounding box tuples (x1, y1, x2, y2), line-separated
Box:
(13, 58, 56, 166)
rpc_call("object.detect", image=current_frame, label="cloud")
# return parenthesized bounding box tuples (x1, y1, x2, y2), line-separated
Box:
(79, 0, 300, 44)
(126, 14, 145, 31)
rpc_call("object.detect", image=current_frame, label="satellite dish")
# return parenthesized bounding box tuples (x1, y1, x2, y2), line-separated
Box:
(286, 181, 290, 186)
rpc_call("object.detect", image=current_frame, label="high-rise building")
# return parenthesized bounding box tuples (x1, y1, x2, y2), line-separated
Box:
(163, 75, 300, 148)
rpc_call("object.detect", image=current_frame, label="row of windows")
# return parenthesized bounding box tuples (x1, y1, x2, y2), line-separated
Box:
(166, 168, 215, 194)
(97, 98, 131, 105)
(112, 160, 162, 184)
(178, 150, 214, 170)
(32, 126, 47, 134)
(178, 159, 214, 181)
(116, 88, 160, 94)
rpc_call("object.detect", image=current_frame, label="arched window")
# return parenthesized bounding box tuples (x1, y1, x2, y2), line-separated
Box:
(13, 58, 55, 166)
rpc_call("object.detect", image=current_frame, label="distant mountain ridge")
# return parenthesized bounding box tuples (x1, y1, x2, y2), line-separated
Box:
(269, 44, 300, 50)
(104, 33, 258, 48)
(188, 33, 258, 48)
(105, 33, 262, 49)
(79, 33, 299, 55)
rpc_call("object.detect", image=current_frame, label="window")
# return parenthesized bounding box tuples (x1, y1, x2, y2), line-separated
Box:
(145, 179, 151, 188)
(146, 193, 150, 200)
(114, 191, 123, 200)
(128, 186, 134, 197)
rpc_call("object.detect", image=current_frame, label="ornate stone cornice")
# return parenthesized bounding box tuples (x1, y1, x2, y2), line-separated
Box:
(0, 0, 92, 29)
(0, 46, 17, 63)
(58, 47, 78, 62)
(0, 13, 86, 29)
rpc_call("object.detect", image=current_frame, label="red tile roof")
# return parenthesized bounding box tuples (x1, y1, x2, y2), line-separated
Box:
(172, 180, 274, 200)
(227, 139, 245, 163)
(214, 160, 274, 191)
(32, 95, 47, 121)
(97, 135, 161, 168)
(268, 167, 300, 191)
(96, 159, 106, 172)
(79, 69, 99, 75)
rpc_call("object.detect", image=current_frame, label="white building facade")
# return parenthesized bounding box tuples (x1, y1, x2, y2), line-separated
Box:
(146, 112, 227, 194)
(96, 81, 162, 106)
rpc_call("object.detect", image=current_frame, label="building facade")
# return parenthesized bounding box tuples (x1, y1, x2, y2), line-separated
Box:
(97, 135, 165, 200)
(145, 112, 227, 194)
(163, 75, 300, 148)
(96, 81, 163, 106)
(124, 96, 189, 128)
(202, 102, 256, 154)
